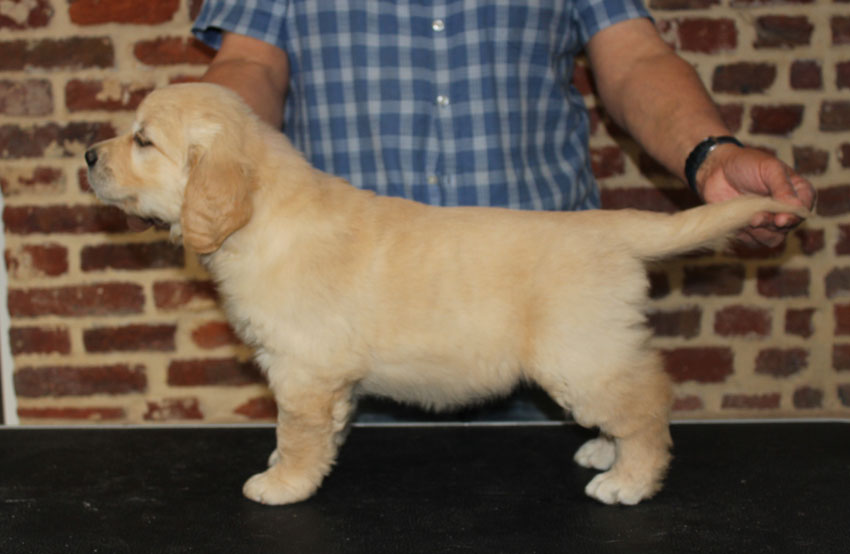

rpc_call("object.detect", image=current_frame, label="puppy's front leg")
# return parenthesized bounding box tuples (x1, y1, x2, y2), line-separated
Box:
(243, 377, 354, 505)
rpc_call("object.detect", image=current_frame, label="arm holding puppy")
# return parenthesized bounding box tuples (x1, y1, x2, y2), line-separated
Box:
(200, 32, 290, 129)
(587, 18, 815, 247)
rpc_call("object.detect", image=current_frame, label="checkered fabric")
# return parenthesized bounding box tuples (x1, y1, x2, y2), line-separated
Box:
(193, 0, 651, 211)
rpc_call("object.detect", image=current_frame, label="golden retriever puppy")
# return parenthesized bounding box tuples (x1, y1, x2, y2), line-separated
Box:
(85, 83, 806, 506)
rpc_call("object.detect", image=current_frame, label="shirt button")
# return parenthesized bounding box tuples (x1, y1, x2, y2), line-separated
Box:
(427, 175, 439, 185)
(436, 95, 450, 107)
(432, 19, 445, 32)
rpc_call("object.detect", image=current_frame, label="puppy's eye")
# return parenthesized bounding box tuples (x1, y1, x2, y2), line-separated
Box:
(134, 133, 153, 148)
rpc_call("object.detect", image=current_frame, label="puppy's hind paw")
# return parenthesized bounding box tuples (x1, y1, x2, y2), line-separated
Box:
(242, 468, 317, 506)
(574, 437, 616, 471)
(584, 470, 658, 506)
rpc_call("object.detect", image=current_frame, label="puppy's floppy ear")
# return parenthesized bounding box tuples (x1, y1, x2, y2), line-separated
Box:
(181, 134, 255, 254)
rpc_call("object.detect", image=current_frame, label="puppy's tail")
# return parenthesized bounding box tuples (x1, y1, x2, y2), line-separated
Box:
(614, 195, 810, 261)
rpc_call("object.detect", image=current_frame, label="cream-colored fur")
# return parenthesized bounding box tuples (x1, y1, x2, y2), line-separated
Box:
(86, 83, 808, 506)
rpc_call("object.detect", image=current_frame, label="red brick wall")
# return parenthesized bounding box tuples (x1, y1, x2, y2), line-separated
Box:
(2, 0, 848, 423)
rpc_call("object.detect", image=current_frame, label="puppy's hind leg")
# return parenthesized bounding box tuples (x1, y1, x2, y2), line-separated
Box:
(536, 349, 672, 505)
(576, 351, 673, 505)
(243, 371, 355, 506)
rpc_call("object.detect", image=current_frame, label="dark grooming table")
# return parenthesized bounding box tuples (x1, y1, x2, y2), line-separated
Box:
(1, 422, 848, 553)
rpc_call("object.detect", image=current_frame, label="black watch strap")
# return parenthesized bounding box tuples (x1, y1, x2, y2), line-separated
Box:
(684, 136, 743, 194)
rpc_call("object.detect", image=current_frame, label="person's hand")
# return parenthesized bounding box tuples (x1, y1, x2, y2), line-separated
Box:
(696, 144, 815, 247)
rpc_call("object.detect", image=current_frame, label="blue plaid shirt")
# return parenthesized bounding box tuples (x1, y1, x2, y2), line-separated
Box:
(193, 0, 651, 211)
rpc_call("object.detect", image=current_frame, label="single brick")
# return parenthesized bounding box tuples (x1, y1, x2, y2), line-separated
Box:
(0, 0, 53, 30)
(793, 146, 829, 175)
(10, 326, 71, 355)
(81, 241, 184, 271)
(836, 61, 850, 90)
(755, 348, 809, 377)
(69, 0, 179, 25)
(0, 122, 115, 158)
(65, 79, 153, 112)
(84, 324, 177, 353)
(0, 37, 113, 71)
(600, 187, 697, 212)
(682, 264, 745, 296)
(672, 395, 704, 412)
(757, 267, 809, 298)
(790, 60, 822, 90)
(5, 243, 69, 279)
(820, 101, 850, 132)
(17, 407, 125, 421)
(234, 396, 278, 420)
(793, 387, 823, 409)
(841, 144, 850, 168)
(647, 307, 701, 338)
(0, 166, 65, 196)
(727, 241, 786, 260)
(839, 384, 850, 407)
(715, 305, 771, 337)
(718, 104, 745, 133)
(836, 304, 850, 335)
(827, 268, 850, 299)
(837, 225, 850, 256)
(571, 60, 595, 97)
(749, 104, 804, 135)
(663, 347, 734, 383)
(722, 393, 780, 410)
(0, 79, 53, 116)
(167, 358, 265, 387)
(4, 205, 129, 234)
(144, 398, 203, 421)
(192, 321, 241, 349)
(785, 308, 815, 338)
(590, 146, 625, 179)
(833, 16, 850, 45)
(134, 37, 215, 66)
(190, 0, 204, 20)
(754, 16, 813, 48)
(796, 229, 824, 256)
(14, 364, 146, 397)
(648, 270, 671, 300)
(8, 283, 144, 318)
(676, 18, 737, 53)
(712, 63, 776, 94)
(816, 185, 850, 216)
(153, 279, 218, 310)
(833, 344, 850, 371)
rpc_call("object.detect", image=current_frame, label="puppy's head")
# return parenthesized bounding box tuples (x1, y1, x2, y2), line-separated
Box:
(85, 83, 258, 253)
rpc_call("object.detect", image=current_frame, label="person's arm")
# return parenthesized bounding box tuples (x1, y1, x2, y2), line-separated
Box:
(201, 32, 290, 128)
(586, 18, 815, 246)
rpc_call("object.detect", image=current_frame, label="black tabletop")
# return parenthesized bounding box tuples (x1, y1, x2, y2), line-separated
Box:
(1, 422, 848, 553)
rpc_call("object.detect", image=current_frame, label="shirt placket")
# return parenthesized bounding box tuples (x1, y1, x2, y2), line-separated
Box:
(427, 10, 451, 206)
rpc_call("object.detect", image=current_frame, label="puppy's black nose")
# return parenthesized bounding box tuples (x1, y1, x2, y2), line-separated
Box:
(85, 148, 98, 167)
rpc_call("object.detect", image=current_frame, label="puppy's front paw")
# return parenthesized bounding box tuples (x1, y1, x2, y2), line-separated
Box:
(574, 437, 616, 471)
(584, 470, 657, 506)
(242, 468, 317, 506)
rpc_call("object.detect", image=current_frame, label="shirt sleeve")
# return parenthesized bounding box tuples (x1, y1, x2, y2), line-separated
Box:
(191, 0, 290, 52)
(572, 0, 653, 46)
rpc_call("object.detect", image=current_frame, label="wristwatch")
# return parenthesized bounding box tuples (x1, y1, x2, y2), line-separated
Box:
(684, 136, 744, 194)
